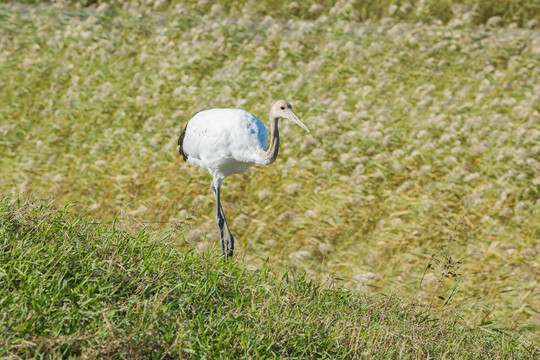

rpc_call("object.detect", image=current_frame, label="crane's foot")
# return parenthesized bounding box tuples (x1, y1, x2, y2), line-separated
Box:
(222, 232, 234, 259)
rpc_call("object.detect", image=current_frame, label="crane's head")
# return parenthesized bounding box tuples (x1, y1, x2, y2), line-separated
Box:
(271, 100, 310, 132)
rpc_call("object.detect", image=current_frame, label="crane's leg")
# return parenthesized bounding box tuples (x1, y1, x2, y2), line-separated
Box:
(211, 179, 234, 258)
(211, 181, 226, 255)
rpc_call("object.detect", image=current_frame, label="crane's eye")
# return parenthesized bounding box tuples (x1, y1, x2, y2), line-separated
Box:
(280, 106, 285, 110)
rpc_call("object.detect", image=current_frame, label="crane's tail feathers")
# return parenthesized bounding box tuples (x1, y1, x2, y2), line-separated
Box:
(177, 124, 188, 161)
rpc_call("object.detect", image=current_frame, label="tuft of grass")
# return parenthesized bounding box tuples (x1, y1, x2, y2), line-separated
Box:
(0, 196, 538, 358)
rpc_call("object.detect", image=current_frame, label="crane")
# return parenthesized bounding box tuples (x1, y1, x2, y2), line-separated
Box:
(178, 100, 309, 258)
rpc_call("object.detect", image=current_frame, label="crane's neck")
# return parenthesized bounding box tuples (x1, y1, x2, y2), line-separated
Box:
(260, 115, 280, 166)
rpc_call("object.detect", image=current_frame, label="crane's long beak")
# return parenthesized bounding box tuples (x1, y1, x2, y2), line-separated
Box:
(287, 111, 310, 132)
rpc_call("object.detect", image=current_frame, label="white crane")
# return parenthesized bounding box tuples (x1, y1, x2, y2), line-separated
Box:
(178, 100, 309, 258)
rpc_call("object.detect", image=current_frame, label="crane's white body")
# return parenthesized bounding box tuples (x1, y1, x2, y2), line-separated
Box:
(182, 109, 268, 180)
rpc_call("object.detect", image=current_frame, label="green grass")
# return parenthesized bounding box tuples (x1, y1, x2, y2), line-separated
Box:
(0, 0, 539, 342)
(0, 196, 538, 358)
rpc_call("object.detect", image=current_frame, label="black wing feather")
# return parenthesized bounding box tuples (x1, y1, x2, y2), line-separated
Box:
(178, 124, 188, 161)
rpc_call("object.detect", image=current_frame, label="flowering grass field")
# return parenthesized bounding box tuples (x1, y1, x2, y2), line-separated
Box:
(1, 0, 539, 341)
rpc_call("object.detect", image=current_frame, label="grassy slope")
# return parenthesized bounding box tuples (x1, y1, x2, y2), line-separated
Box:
(0, 0, 539, 336)
(0, 196, 537, 358)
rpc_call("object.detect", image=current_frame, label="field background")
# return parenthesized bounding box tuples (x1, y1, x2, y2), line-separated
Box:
(1, 0, 539, 337)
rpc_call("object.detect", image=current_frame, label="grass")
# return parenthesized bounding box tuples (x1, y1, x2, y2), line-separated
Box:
(10, 0, 540, 26)
(1, 196, 538, 358)
(0, 0, 539, 342)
